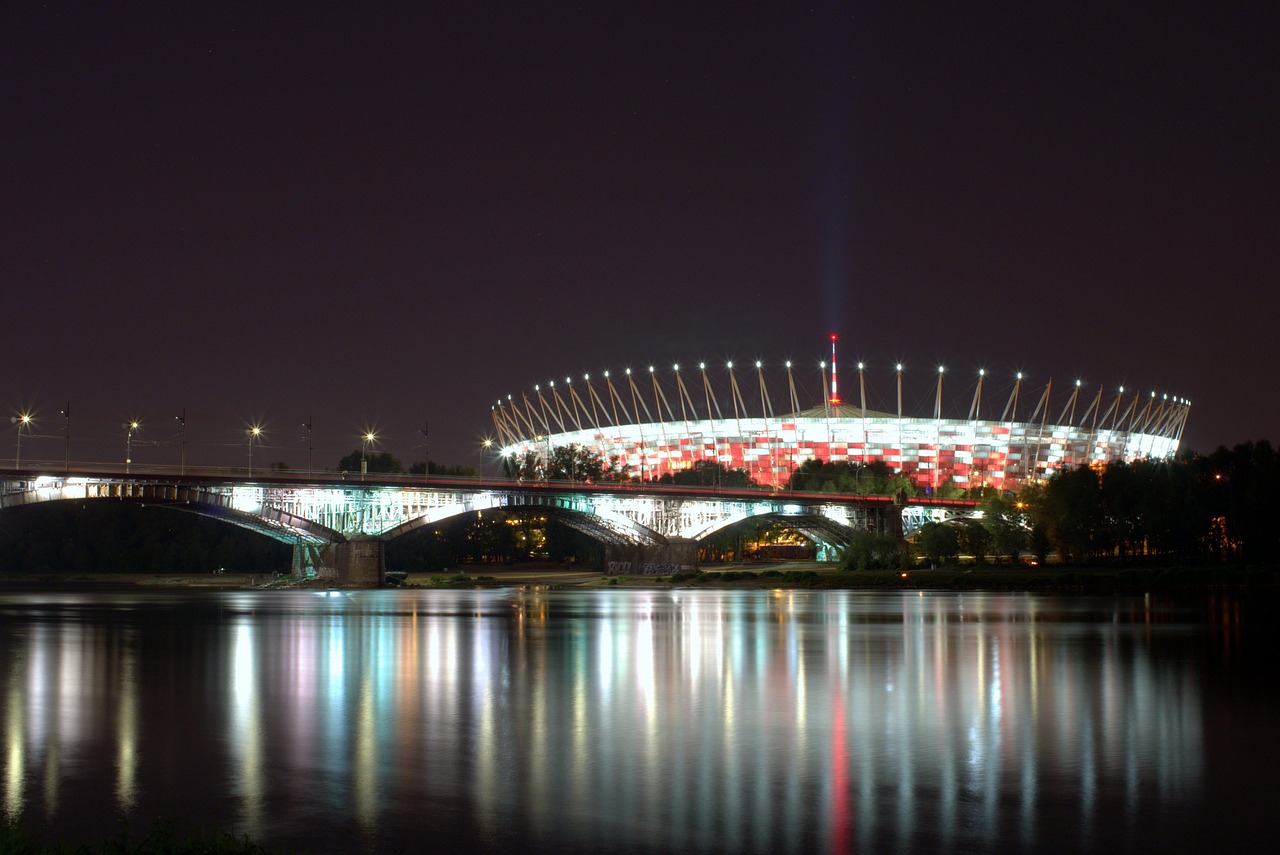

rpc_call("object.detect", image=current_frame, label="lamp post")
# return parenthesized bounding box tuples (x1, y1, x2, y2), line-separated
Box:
(61, 403, 70, 472)
(125, 421, 139, 473)
(11, 414, 31, 468)
(303, 417, 313, 477)
(175, 408, 186, 476)
(361, 431, 375, 481)
(247, 425, 262, 477)
(420, 422, 430, 480)
(481, 438, 492, 478)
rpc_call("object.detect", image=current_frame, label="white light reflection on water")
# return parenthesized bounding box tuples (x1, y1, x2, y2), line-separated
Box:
(4, 660, 23, 823)
(230, 620, 263, 835)
(0, 588, 1266, 854)
(114, 627, 137, 811)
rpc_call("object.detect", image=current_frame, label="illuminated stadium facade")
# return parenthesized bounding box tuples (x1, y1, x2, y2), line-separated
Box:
(492, 338, 1190, 493)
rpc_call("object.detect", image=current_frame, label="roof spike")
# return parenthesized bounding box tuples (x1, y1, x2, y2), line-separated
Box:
(828, 333, 842, 406)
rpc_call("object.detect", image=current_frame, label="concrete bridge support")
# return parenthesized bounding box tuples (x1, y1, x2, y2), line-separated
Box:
(604, 538, 699, 576)
(292, 540, 385, 587)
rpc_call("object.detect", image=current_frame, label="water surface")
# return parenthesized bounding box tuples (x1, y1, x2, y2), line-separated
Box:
(2, 588, 1276, 853)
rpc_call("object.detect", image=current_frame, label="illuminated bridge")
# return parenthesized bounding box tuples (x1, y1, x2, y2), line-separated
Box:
(0, 469, 975, 584)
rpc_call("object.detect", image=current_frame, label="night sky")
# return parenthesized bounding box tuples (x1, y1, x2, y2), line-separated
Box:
(4, 2, 1277, 472)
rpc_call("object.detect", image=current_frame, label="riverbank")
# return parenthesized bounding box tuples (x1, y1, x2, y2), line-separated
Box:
(3, 561, 1276, 592)
(426, 561, 1279, 592)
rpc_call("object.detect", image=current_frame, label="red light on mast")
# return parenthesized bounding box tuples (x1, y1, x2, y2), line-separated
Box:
(828, 333, 842, 406)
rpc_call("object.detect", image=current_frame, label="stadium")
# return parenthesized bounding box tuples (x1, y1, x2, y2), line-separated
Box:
(491, 337, 1190, 493)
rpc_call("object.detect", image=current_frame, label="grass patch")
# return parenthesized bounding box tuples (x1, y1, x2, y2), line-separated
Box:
(425, 573, 499, 587)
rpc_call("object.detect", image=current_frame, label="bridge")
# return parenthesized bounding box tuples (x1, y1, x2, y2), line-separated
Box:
(0, 468, 976, 585)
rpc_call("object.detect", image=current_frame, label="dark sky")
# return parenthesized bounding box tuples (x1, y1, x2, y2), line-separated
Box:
(4, 1, 1277, 471)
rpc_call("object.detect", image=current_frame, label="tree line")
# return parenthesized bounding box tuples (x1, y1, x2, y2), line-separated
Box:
(1027, 440, 1278, 565)
(852, 441, 1279, 569)
(500, 444, 760, 488)
(334, 449, 477, 477)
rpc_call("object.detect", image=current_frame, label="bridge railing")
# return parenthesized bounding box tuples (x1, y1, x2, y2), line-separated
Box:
(1, 464, 978, 513)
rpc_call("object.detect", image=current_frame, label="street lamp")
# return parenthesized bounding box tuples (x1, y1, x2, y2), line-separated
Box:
(420, 422, 430, 480)
(61, 403, 70, 472)
(175, 409, 186, 476)
(125, 421, 140, 473)
(480, 438, 493, 478)
(303, 417, 313, 477)
(247, 424, 262, 477)
(361, 431, 376, 481)
(11, 413, 32, 468)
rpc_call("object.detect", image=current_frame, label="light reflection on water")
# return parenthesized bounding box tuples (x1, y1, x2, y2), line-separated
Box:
(0, 588, 1274, 853)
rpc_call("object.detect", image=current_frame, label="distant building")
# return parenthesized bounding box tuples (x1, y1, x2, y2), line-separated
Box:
(491, 344, 1188, 492)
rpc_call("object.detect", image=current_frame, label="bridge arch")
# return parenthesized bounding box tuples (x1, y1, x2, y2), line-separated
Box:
(685, 499, 897, 550)
(0, 477, 345, 545)
(380, 490, 664, 547)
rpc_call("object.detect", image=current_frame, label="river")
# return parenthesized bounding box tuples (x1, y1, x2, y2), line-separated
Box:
(2, 587, 1277, 853)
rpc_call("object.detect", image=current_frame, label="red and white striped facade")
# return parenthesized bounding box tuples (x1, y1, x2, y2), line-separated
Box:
(491, 361, 1190, 492)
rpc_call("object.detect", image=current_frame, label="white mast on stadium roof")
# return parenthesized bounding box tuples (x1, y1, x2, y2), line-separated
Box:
(785, 360, 799, 479)
(698, 362, 720, 469)
(895, 363, 904, 474)
(857, 360, 868, 468)
(820, 360, 833, 451)
(969, 369, 985, 422)
(756, 360, 775, 485)
(1002, 372, 1023, 482)
(828, 333, 841, 406)
(858, 361, 867, 420)
(934, 365, 945, 492)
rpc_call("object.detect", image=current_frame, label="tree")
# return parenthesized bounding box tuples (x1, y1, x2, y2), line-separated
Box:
(840, 530, 905, 570)
(547, 444, 608, 481)
(503, 449, 542, 480)
(980, 494, 1029, 563)
(918, 522, 961, 566)
(336, 449, 403, 474)
(1100, 459, 1144, 559)
(1029, 521, 1051, 565)
(786, 458, 916, 497)
(1205, 440, 1279, 563)
(409, 461, 477, 477)
(1038, 464, 1104, 563)
(959, 518, 991, 564)
(932, 477, 967, 500)
(501, 444, 625, 482)
(659, 459, 755, 488)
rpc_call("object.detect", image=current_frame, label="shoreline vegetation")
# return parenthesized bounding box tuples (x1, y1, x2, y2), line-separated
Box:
(2, 560, 1276, 593)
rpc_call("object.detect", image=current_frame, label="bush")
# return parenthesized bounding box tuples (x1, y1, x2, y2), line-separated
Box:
(840, 530, 906, 571)
(427, 572, 474, 586)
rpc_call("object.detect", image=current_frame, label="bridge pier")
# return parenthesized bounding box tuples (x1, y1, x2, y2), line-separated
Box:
(605, 538, 699, 577)
(293, 539, 385, 587)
